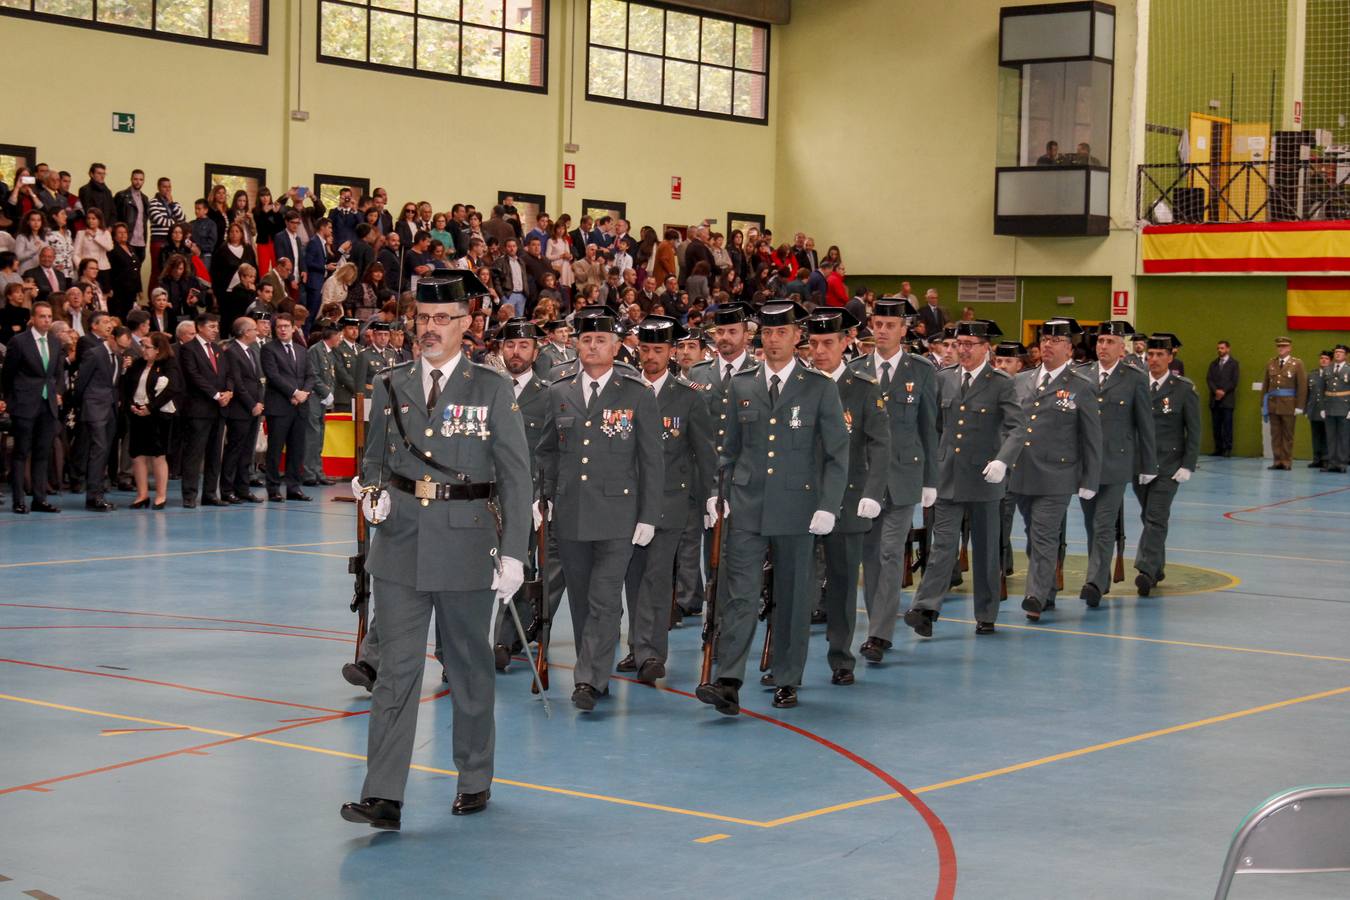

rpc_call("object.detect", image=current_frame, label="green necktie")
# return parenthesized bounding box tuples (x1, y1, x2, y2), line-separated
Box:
(37, 333, 49, 400)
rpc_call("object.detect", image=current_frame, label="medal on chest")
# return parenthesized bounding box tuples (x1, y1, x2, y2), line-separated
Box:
(601, 408, 635, 439)
(789, 405, 803, 429)
(662, 415, 681, 439)
(1161, 395, 1172, 414)
(905, 381, 915, 404)
(442, 404, 492, 439)
(1054, 389, 1077, 411)
(843, 409, 854, 434)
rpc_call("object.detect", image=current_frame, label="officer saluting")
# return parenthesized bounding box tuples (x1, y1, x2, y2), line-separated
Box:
(903, 320, 1023, 637)
(806, 308, 889, 685)
(1134, 333, 1199, 597)
(619, 315, 716, 683)
(535, 306, 664, 711)
(696, 300, 849, 713)
(341, 271, 531, 831)
(1077, 321, 1157, 609)
(1010, 317, 1102, 622)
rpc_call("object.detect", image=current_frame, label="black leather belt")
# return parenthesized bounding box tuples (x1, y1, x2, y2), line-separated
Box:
(389, 474, 496, 502)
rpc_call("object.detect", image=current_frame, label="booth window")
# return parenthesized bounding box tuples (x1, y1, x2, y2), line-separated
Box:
(0, 0, 267, 51)
(583, 199, 627, 225)
(314, 174, 371, 211)
(204, 164, 268, 209)
(318, 0, 547, 91)
(587, 0, 769, 124)
(1, 144, 38, 188)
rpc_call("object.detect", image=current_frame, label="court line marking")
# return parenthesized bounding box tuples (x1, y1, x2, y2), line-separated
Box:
(1223, 485, 1350, 525)
(259, 548, 351, 560)
(0, 603, 354, 636)
(0, 541, 351, 570)
(694, 834, 731, 844)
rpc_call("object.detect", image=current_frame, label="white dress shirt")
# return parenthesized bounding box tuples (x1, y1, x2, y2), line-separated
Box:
(422, 352, 463, 405)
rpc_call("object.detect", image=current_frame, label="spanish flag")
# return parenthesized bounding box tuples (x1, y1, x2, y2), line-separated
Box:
(1287, 277, 1350, 330)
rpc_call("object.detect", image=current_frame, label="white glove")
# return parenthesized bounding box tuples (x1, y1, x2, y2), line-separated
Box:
(491, 556, 525, 602)
(1295, 408, 1304, 416)
(532, 499, 552, 528)
(808, 510, 836, 535)
(982, 460, 1007, 484)
(921, 486, 937, 509)
(1321, 410, 1328, 420)
(704, 495, 727, 529)
(856, 498, 882, 519)
(1172, 467, 1192, 483)
(632, 523, 655, 546)
(1077, 487, 1097, 500)
(359, 489, 390, 523)
(1138, 473, 1157, 485)
(350, 476, 365, 500)
(322, 392, 334, 409)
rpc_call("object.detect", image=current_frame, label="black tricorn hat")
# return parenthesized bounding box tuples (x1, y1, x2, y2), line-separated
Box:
(574, 305, 622, 335)
(416, 270, 490, 305)
(710, 303, 751, 326)
(1096, 320, 1134, 338)
(872, 297, 917, 319)
(757, 300, 809, 327)
(543, 319, 570, 332)
(955, 319, 1003, 340)
(634, 314, 688, 344)
(1040, 317, 1083, 338)
(1333, 343, 1349, 353)
(1147, 332, 1183, 351)
(497, 318, 542, 341)
(367, 321, 391, 332)
(338, 316, 362, 328)
(994, 340, 1027, 357)
(248, 310, 272, 321)
(804, 307, 860, 335)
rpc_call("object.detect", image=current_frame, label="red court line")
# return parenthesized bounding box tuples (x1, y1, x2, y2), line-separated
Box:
(0, 602, 353, 636)
(1223, 486, 1350, 526)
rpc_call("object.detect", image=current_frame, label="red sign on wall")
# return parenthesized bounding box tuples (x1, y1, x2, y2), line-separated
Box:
(671, 176, 682, 200)
(1112, 290, 1130, 318)
(563, 163, 576, 189)
(1294, 100, 1303, 125)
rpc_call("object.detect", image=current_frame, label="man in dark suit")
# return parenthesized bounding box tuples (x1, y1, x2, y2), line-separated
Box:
(221, 316, 265, 503)
(569, 215, 594, 261)
(346, 223, 376, 280)
(24, 247, 72, 296)
(795, 236, 820, 273)
(260, 313, 315, 501)
(1206, 340, 1239, 456)
(328, 187, 362, 250)
(303, 220, 335, 326)
(916, 289, 948, 339)
(1, 300, 64, 513)
(377, 232, 405, 294)
(178, 312, 233, 508)
(73, 312, 122, 511)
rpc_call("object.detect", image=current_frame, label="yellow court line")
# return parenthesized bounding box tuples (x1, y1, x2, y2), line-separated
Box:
(694, 834, 731, 844)
(0, 541, 351, 570)
(0, 693, 767, 828)
(259, 548, 351, 560)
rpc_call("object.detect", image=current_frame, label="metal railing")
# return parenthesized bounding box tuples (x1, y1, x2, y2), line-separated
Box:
(1137, 160, 1350, 224)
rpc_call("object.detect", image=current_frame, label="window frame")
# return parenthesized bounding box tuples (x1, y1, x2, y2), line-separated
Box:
(726, 211, 766, 237)
(314, 173, 372, 210)
(204, 163, 269, 210)
(315, 0, 550, 95)
(0, 0, 268, 54)
(0, 144, 39, 187)
(582, 199, 627, 225)
(498, 190, 547, 234)
(584, 0, 770, 126)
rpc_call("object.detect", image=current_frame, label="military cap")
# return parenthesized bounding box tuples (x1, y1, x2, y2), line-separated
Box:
(1096, 320, 1134, 337)
(710, 303, 751, 326)
(804, 307, 860, 335)
(248, 310, 272, 322)
(872, 297, 917, 319)
(1131, 333, 1148, 343)
(497, 318, 542, 341)
(1040, 317, 1083, 338)
(573, 305, 622, 335)
(634, 314, 688, 344)
(1274, 336, 1292, 346)
(1147, 332, 1183, 351)
(677, 326, 705, 345)
(994, 340, 1028, 357)
(1335, 343, 1350, 353)
(757, 300, 809, 328)
(367, 321, 391, 332)
(908, 336, 929, 353)
(338, 316, 362, 328)
(1320, 349, 1333, 358)
(417, 270, 490, 305)
(954, 319, 1003, 340)
(544, 319, 570, 333)
(942, 323, 959, 338)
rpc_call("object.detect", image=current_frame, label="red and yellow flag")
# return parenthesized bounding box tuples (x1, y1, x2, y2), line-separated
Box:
(1287, 277, 1350, 330)
(1143, 222, 1350, 273)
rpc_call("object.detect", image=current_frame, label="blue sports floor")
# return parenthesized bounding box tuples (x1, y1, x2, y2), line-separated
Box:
(3, 458, 1350, 899)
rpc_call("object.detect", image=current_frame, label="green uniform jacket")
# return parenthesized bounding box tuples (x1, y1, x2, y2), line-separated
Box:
(688, 353, 756, 455)
(848, 350, 937, 504)
(1082, 360, 1157, 485)
(536, 368, 665, 541)
(332, 339, 359, 409)
(355, 345, 399, 396)
(361, 358, 532, 591)
(534, 342, 573, 379)
(1009, 366, 1103, 496)
(1149, 374, 1201, 477)
(934, 364, 1024, 503)
(829, 367, 890, 534)
(1307, 368, 1326, 420)
(650, 374, 717, 529)
(720, 362, 849, 536)
(513, 371, 551, 484)
(1323, 364, 1350, 417)
(306, 341, 336, 416)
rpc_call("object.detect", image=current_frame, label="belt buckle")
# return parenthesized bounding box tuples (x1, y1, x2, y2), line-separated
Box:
(414, 479, 437, 501)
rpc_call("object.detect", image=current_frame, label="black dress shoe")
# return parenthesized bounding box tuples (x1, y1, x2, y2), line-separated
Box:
(1267, 464, 1288, 470)
(1080, 582, 1102, 608)
(240, 492, 263, 503)
(302, 478, 320, 486)
(975, 621, 996, 635)
(615, 653, 637, 673)
(637, 658, 665, 684)
(221, 494, 241, 505)
(859, 637, 884, 662)
(830, 668, 855, 685)
(153, 500, 168, 510)
(85, 499, 115, 512)
(695, 680, 740, 716)
(950, 572, 964, 588)
(319, 476, 337, 486)
(1135, 572, 1154, 597)
(772, 686, 798, 708)
(342, 660, 377, 690)
(287, 490, 312, 502)
(340, 797, 401, 830)
(130, 498, 150, 509)
(810, 609, 827, 625)
(116, 479, 136, 492)
(572, 683, 599, 711)
(451, 789, 490, 816)
(268, 492, 285, 502)
(903, 608, 936, 637)
(677, 605, 702, 617)
(1308, 460, 1324, 468)
(249, 478, 265, 488)
(13, 503, 28, 515)
(493, 644, 510, 672)
(201, 496, 227, 507)
(1022, 596, 1044, 621)
(182, 498, 199, 509)
(759, 672, 775, 687)
(32, 500, 60, 513)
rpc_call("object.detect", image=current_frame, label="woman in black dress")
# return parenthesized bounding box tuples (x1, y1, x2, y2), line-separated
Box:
(157, 222, 195, 273)
(107, 222, 143, 321)
(122, 331, 181, 509)
(208, 222, 256, 311)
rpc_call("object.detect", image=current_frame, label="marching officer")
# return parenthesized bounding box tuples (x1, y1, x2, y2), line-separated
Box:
(303, 324, 339, 487)
(1076, 321, 1156, 609)
(332, 316, 361, 412)
(355, 321, 400, 396)
(1261, 336, 1308, 470)
(688, 304, 755, 455)
(618, 315, 716, 683)
(695, 300, 849, 714)
(672, 328, 713, 618)
(903, 320, 1023, 637)
(807, 308, 889, 684)
(535, 306, 664, 711)
(341, 270, 531, 831)
(1323, 344, 1350, 472)
(847, 298, 937, 663)
(991, 341, 1027, 576)
(533, 319, 573, 378)
(1011, 318, 1102, 622)
(1307, 351, 1330, 468)
(1134, 333, 1200, 597)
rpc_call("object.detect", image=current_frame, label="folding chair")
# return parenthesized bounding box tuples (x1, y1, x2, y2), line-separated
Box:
(1214, 784, 1350, 899)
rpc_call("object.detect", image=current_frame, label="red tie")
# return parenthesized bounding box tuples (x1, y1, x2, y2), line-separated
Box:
(206, 343, 218, 372)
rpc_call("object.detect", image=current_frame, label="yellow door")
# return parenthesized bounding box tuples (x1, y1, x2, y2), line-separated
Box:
(1188, 113, 1232, 221)
(1225, 122, 1272, 221)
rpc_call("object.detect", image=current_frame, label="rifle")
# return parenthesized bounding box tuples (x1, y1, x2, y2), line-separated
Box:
(1113, 503, 1126, 583)
(531, 501, 551, 694)
(958, 509, 970, 572)
(348, 392, 370, 664)
(698, 472, 727, 687)
(902, 535, 915, 588)
(758, 551, 775, 673)
(1055, 510, 1066, 591)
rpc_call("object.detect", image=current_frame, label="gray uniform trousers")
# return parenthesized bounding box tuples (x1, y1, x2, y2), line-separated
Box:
(623, 524, 683, 664)
(360, 580, 496, 802)
(1080, 481, 1127, 592)
(715, 530, 814, 688)
(861, 499, 917, 643)
(910, 499, 1002, 624)
(1327, 415, 1350, 469)
(1132, 477, 1180, 580)
(1015, 494, 1071, 604)
(358, 598, 444, 673)
(822, 530, 863, 672)
(557, 536, 635, 691)
(674, 504, 706, 612)
(302, 399, 326, 481)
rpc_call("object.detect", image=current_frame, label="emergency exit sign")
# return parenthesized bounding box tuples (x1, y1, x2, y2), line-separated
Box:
(111, 112, 136, 134)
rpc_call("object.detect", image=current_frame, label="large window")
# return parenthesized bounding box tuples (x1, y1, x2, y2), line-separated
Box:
(0, 144, 37, 189)
(586, 0, 768, 124)
(315, 173, 371, 211)
(204, 164, 267, 209)
(0, 0, 267, 51)
(318, 0, 547, 92)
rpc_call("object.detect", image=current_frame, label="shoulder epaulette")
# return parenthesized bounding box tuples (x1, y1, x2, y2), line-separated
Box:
(910, 354, 936, 369)
(849, 369, 878, 385)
